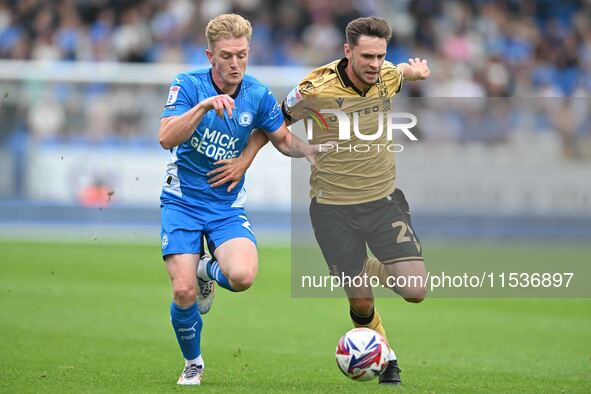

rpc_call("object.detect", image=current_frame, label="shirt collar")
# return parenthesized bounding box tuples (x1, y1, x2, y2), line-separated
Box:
(209, 69, 242, 99)
(336, 58, 372, 97)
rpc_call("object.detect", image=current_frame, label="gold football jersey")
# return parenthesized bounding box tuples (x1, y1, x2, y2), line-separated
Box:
(282, 58, 404, 205)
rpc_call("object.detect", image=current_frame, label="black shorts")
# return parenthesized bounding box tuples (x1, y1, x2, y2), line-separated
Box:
(309, 189, 423, 277)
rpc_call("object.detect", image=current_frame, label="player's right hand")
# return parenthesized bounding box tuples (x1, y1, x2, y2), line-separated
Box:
(408, 58, 430, 80)
(202, 94, 234, 118)
(207, 156, 249, 192)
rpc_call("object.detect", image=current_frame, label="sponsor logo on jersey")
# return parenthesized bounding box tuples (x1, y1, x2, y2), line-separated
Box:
(191, 128, 241, 161)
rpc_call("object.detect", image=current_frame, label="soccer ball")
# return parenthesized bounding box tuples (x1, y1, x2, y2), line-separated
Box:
(335, 328, 390, 381)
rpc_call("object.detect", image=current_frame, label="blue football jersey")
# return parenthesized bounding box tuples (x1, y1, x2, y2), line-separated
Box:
(160, 69, 283, 207)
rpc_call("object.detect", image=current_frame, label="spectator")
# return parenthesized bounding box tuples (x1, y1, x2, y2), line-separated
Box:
(0, 0, 589, 97)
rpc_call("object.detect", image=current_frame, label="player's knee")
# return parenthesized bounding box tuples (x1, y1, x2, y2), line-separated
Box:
(173, 283, 197, 306)
(349, 298, 374, 315)
(401, 286, 427, 303)
(229, 268, 257, 291)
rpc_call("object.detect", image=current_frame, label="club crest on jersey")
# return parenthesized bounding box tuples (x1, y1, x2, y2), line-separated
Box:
(376, 82, 388, 98)
(166, 86, 180, 105)
(239, 111, 253, 127)
(161, 233, 169, 249)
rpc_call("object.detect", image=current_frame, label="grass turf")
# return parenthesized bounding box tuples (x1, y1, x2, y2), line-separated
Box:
(0, 240, 589, 393)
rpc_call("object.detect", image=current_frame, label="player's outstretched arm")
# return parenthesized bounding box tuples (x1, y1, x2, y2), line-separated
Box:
(397, 58, 431, 82)
(208, 130, 269, 192)
(159, 94, 234, 149)
(266, 122, 319, 166)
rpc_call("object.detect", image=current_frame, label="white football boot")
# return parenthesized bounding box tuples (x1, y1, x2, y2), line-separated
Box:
(196, 255, 215, 314)
(177, 363, 203, 385)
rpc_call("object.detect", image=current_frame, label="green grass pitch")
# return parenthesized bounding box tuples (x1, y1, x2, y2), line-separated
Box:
(0, 240, 589, 393)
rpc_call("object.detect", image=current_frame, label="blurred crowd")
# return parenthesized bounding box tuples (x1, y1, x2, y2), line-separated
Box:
(1, 0, 590, 158)
(1, 0, 591, 96)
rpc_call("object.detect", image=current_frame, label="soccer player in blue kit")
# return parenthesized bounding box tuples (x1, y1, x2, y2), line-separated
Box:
(158, 14, 317, 385)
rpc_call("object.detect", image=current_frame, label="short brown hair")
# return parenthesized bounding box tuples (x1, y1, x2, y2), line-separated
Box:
(346, 17, 392, 47)
(205, 14, 252, 49)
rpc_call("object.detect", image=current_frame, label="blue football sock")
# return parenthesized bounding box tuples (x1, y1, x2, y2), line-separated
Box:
(207, 258, 236, 292)
(170, 302, 202, 361)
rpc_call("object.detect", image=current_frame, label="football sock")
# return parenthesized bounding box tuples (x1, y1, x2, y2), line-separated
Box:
(206, 258, 236, 292)
(185, 355, 204, 368)
(170, 302, 203, 361)
(350, 306, 386, 339)
(350, 307, 398, 361)
(362, 257, 390, 287)
(350, 305, 375, 326)
(388, 348, 397, 361)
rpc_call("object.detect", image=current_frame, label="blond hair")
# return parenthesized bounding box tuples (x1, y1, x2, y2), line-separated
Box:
(205, 14, 252, 49)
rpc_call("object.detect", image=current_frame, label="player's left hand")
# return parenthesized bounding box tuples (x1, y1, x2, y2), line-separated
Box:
(207, 157, 249, 192)
(305, 140, 337, 167)
(408, 58, 430, 80)
(304, 145, 318, 167)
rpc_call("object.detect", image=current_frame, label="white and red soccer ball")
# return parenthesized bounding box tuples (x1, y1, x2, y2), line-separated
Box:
(335, 328, 390, 381)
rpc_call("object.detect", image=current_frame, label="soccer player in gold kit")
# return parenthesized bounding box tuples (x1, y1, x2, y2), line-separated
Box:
(210, 16, 430, 385)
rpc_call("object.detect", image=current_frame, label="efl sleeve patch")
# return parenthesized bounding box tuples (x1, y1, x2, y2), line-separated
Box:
(160, 74, 195, 118)
(166, 86, 180, 105)
(284, 86, 302, 113)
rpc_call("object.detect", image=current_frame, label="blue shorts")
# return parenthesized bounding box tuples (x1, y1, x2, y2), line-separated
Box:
(160, 201, 257, 258)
